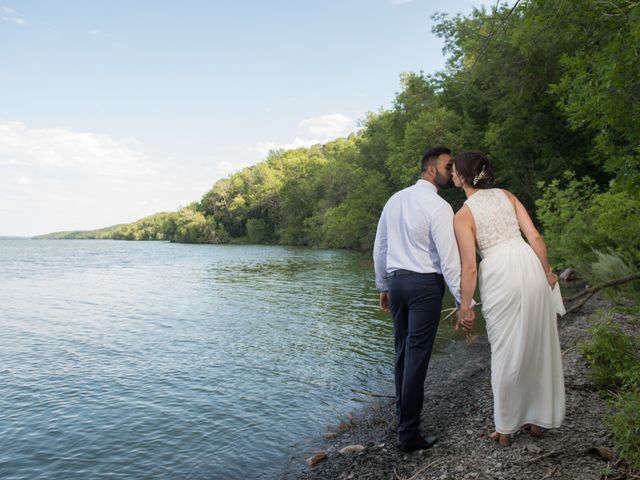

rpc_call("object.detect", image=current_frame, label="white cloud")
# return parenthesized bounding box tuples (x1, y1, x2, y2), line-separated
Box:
(298, 113, 356, 140)
(1, 6, 16, 13)
(0, 121, 157, 179)
(254, 113, 358, 157)
(2, 15, 25, 25)
(218, 160, 252, 175)
(254, 137, 321, 157)
(0, 121, 208, 236)
(14, 176, 33, 185)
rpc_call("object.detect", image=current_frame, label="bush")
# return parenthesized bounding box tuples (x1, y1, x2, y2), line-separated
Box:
(536, 172, 599, 269)
(589, 190, 640, 265)
(608, 389, 640, 471)
(537, 171, 640, 270)
(580, 312, 640, 471)
(578, 318, 639, 391)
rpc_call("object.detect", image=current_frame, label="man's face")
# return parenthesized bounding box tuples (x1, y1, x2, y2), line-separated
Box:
(433, 154, 454, 190)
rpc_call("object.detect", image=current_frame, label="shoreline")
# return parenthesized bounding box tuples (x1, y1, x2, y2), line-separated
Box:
(279, 294, 636, 479)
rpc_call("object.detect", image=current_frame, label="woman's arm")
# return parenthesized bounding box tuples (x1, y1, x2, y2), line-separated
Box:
(454, 206, 477, 331)
(503, 190, 557, 286)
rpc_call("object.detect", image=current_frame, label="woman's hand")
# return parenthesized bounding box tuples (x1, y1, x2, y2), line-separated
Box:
(546, 269, 558, 287)
(456, 306, 476, 332)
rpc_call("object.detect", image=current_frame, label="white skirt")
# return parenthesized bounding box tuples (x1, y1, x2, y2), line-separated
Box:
(479, 237, 565, 434)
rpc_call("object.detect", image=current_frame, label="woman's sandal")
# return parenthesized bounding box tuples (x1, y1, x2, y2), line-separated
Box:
(489, 431, 511, 447)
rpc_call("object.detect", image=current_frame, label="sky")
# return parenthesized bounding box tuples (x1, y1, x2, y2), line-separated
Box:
(1, 0, 495, 237)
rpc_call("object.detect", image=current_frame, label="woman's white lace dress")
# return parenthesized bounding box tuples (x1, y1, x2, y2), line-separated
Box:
(465, 189, 565, 434)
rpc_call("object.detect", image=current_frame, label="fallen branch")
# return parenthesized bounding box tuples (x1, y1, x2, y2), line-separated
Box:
(565, 272, 640, 303)
(565, 291, 596, 315)
(351, 388, 395, 399)
(563, 272, 640, 314)
(525, 448, 564, 463)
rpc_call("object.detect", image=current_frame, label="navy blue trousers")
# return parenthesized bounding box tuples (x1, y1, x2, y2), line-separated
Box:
(388, 271, 444, 442)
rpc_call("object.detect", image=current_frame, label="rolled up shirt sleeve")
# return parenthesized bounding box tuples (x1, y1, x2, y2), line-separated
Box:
(430, 203, 463, 304)
(373, 207, 389, 291)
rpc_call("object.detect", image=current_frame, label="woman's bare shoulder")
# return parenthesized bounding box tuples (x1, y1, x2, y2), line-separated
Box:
(454, 204, 473, 222)
(499, 188, 519, 205)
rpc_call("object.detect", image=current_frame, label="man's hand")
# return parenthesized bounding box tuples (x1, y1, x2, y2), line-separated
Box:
(379, 291, 390, 312)
(455, 306, 476, 332)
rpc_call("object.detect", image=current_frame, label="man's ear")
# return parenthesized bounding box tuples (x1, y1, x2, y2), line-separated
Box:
(424, 164, 435, 178)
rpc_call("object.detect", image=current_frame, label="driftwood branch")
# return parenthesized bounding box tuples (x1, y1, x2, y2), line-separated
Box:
(563, 271, 640, 314)
(565, 291, 597, 315)
(566, 272, 640, 302)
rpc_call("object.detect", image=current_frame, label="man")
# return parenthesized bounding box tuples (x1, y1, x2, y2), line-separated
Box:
(373, 146, 473, 452)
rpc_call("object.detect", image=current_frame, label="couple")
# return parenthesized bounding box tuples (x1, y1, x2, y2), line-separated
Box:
(373, 147, 565, 452)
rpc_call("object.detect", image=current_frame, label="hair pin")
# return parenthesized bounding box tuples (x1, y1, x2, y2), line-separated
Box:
(472, 165, 486, 187)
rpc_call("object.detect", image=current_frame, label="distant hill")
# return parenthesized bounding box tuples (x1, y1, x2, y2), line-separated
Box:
(33, 224, 125, 240)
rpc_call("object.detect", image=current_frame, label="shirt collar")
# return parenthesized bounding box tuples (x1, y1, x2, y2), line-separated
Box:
(416, 179, 437, 193)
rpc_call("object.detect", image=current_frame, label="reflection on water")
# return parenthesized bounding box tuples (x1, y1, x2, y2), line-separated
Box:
(0, 240, 477, 479)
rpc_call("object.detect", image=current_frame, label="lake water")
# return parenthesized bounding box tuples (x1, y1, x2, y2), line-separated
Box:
(0, 240, 465, 479)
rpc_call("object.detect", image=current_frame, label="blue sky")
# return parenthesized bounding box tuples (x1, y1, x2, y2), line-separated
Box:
(1, 0, 494, 236)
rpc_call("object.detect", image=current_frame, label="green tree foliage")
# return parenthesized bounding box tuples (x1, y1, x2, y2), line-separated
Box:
(433, 2, 601, 207)
(86, 0, 638, 256)
(537, 172, 640, 269)
(549, 0, 640, 191)
(110, 207, 222, 244)
(112, 212, 177, 241)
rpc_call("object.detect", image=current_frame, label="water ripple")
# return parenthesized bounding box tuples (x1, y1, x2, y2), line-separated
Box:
(0, 240, 463, 479)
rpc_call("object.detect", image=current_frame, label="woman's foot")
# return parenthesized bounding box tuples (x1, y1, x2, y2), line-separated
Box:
(524, 424, 543, 437)
(489, 431, 511, 447)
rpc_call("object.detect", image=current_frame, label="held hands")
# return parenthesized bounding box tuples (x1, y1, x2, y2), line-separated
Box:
(455, 306, 476, 332)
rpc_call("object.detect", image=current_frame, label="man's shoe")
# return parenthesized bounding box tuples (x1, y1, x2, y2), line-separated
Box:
(398, 434, 438, 452)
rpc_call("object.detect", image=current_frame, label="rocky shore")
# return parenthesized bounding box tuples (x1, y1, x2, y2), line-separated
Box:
(280, 294, 637, 479)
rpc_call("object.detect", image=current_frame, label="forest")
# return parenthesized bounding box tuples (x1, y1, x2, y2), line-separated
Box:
(68, 0, 638, 273)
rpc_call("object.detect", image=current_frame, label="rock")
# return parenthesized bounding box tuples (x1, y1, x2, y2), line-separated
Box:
(586, 446, 614, 461)
(559, 268, 579, 281)
(305, 450, 328, 467)
(524, 443, 543, 454)
(338, 445, 366, 455)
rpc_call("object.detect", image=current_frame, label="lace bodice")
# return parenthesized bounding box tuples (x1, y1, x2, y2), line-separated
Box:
(464, 189, 521, 251)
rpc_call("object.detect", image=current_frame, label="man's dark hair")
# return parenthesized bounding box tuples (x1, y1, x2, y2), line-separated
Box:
(421, 147, 451, 172)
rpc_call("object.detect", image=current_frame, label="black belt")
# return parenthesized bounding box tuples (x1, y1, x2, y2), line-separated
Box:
(387, 269, 438, 278)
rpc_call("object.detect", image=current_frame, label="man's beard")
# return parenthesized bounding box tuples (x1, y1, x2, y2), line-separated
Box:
(435, 172, 454, 190)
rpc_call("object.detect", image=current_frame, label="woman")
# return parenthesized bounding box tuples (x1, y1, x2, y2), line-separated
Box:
(452, 151, 565, 447)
